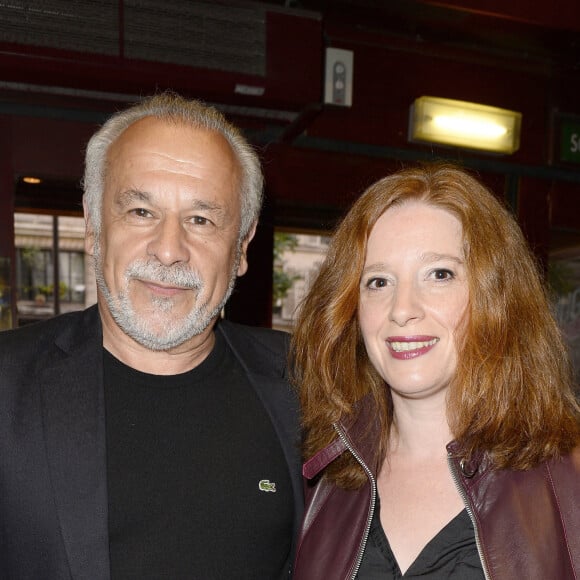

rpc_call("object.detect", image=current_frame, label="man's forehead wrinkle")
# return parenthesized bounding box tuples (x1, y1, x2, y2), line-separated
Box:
(141, 148, 215, 170)
(110, 138, 207, 167)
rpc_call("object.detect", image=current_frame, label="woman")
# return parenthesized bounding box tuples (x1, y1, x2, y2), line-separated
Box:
(291, 164, 580, 579)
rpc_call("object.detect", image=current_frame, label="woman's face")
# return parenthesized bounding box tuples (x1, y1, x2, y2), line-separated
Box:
(358, 200, 469, 400)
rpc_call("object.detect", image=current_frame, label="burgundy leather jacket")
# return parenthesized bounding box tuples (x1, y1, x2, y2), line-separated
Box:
(293, 399, 580, 580)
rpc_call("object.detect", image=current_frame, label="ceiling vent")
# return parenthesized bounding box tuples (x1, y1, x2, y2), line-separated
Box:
(0, 0, 266, 76)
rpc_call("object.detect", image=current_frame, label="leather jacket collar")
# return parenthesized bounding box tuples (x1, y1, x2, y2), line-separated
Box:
(303, 394, 381, 481)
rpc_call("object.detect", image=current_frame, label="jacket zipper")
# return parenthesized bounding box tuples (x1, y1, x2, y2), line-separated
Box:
(446, 453, 491, 580)
(333, 423, 377, 580)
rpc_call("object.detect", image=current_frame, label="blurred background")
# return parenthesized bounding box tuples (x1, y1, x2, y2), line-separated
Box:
(1, 0, 579, 380)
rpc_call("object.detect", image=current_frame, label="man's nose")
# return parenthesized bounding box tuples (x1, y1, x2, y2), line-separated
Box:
(146, 216, 190, 266)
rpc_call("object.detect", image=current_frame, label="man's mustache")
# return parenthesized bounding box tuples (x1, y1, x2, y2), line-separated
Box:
(125, 260, 203, 290)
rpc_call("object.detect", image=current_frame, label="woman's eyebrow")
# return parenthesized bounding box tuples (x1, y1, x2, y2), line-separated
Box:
(361, 262, 389, 276)
(420, 252, 464, 264)
(362, 253, 464, 275)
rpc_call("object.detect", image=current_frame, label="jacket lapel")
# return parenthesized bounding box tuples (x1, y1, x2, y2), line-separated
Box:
(40, 306, 110, 579)
(217, 320, 304, 539)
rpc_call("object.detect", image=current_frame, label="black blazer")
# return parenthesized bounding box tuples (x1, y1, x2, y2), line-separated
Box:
(0, 305, 302, 579)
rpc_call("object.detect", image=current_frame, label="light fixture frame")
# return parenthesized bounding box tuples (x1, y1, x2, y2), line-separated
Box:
(409, 96, 522, 154)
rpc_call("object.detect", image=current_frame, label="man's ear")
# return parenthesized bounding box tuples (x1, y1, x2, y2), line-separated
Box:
(83, 197, 96, 257)
(236, 221, 258, 277)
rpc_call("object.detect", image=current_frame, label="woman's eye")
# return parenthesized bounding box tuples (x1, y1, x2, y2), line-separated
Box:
(366, 277, 388, 289)
(432, 268, 454, 280)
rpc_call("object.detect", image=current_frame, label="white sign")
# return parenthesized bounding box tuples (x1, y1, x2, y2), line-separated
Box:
(324, 47, 353, 107)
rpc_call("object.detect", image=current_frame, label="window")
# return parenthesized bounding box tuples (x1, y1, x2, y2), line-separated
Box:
(272, 230, 330, 332)
(14, 212, 90, 325)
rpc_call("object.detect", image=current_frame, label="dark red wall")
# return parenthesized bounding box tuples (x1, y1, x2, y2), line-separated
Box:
(1, 2, 580, 327)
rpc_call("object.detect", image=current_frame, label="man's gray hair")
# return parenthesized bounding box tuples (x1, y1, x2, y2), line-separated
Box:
(82, 92, 264, 240)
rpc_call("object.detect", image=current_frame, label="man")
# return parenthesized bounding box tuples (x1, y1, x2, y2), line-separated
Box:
(0, 93, 302, 579)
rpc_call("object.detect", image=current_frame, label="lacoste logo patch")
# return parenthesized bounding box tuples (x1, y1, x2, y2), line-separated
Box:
(258, 479, 276, 493)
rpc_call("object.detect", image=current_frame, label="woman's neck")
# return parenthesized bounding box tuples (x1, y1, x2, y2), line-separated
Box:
(388, 393, 453, 460)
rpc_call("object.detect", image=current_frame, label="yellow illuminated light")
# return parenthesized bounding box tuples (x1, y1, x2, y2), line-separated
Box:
(22, 176, 42, 184)
(432, 115, 507, 140)
(410, 96, 522, 154)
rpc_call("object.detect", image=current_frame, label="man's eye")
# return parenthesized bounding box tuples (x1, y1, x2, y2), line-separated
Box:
(130, 208, 152, 218)
(192, 216, 210, 225)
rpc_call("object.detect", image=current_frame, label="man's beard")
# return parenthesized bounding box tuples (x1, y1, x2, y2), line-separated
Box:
(93, 242, 239, 351)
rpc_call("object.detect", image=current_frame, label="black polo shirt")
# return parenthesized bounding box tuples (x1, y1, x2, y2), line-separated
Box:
(104, 331, 293, 579)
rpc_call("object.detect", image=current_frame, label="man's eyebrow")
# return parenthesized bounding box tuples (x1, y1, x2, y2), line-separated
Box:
(190, 199, 224, 213)
(188, 200, 230, 225)
(116, 189, 151, 208)
(115, 191, 226, 216)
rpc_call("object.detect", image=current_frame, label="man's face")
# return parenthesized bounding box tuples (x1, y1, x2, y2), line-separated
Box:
(85, 117, 253, 351)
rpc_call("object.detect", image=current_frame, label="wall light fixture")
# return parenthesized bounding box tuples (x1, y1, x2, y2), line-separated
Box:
(409, 96, 522, 154)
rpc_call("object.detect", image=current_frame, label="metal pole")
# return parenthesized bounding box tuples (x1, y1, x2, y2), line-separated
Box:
(53, 215, 60, 316)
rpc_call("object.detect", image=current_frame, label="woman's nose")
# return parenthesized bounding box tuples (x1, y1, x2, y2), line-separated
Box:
(388, 282, 424, 327)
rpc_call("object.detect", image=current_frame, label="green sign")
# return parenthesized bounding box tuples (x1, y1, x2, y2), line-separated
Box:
(560, 119, 580, 163)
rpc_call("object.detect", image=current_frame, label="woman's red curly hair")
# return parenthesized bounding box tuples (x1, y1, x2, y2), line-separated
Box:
(290, 163, 580, 488)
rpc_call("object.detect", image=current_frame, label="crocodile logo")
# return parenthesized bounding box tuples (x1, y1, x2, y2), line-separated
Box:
(258, 479, 276, 493)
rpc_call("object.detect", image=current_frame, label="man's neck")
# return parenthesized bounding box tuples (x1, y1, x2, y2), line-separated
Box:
(100, 309, 218, 375)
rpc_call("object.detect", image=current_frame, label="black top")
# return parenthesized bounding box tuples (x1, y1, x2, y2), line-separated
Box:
(104, 330, 294, 579)
(356, 495, 485, 579)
